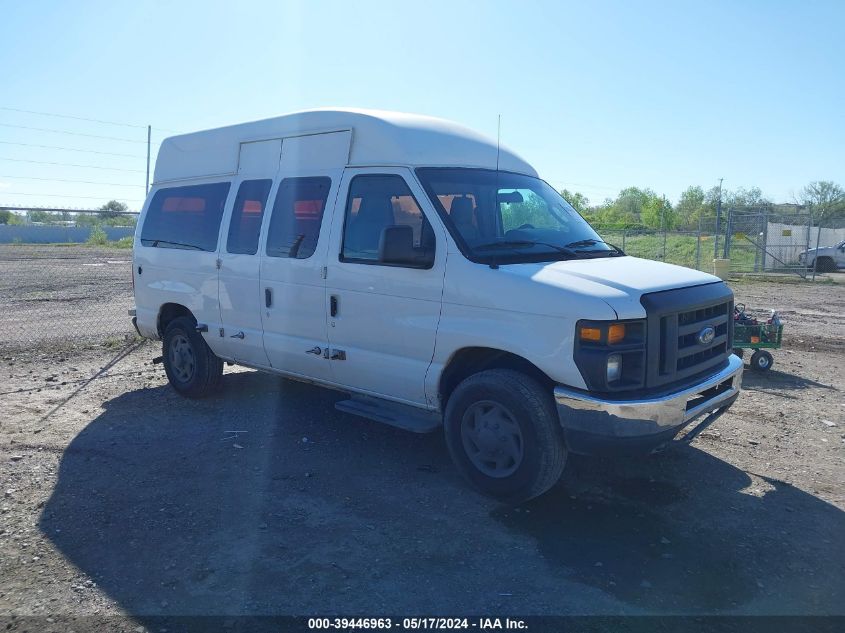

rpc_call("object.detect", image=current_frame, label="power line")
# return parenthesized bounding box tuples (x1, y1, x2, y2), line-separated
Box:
(0, 106, 180, 133)
(0, 140, 145, 158)
(0, 157, 145, 173)
(0, 174, 144, 188)
(0, 122, 159, 145)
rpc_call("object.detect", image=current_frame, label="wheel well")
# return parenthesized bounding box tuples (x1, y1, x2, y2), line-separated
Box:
(157, 303, 195, 337)
(438, 347, 554, 408)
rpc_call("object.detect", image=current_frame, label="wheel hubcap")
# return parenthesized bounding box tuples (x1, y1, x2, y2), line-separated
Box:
(460, 400, 524, 478)
(169, 334, 195, 382)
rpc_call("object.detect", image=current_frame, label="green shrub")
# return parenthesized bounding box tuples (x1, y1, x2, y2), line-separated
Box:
(113, 236, 134, 249)
(87, 226, 108, 246)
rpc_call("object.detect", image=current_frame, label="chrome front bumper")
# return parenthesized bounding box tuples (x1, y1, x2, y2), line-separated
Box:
(554, 354, 743, 453)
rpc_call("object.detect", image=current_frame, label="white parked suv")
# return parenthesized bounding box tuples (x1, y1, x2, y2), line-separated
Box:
(131, 108, 742, 502)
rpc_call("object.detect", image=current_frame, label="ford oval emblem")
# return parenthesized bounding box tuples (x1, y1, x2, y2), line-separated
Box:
(697, 326, 716, 346)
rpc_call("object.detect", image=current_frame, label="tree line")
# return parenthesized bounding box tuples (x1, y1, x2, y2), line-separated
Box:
(561, 180, 845, 230)
(0, 200, 137, 227)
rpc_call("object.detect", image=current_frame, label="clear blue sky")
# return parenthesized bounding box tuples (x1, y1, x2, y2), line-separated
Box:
(1, 0, 843, 211)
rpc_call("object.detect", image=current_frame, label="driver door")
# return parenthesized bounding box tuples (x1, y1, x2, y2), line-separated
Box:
(324, 168, 446, 406)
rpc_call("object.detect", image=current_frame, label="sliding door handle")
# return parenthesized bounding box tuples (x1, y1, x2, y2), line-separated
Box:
(265, 288, 273, 308)
(330, 295, 338, 317)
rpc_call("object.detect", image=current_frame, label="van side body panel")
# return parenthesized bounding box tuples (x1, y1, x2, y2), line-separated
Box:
(424, 253, 619, 401)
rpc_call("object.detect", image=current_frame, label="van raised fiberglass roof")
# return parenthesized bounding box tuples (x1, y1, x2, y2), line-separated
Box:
(153, 108, 537, 184)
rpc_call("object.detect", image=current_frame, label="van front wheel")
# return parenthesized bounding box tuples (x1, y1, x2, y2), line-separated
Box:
(444, 369, 567, 503)
(162, 316, 223, 398)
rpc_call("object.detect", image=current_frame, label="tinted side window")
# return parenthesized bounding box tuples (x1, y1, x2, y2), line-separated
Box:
(141, 182, 231, 251)
(341, 175, 434, 264)
(226, 179, 272, 255)
(266, 177, 331, 259)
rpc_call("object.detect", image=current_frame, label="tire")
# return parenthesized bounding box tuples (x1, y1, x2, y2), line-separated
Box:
(444, 369, 567, 504)
(162, 316, 223, 398)
(732, 348, 745, 359)
(750, 350, 773, 372)
(817, 257, 836, 273)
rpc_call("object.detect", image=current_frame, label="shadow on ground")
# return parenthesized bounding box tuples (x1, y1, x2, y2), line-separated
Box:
(40, 370, 845, 617)
(740, 366, 836, 393)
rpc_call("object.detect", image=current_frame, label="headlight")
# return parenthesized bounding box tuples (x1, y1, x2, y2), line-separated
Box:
(575, 319, 646, 391)
(607, 353, 622, 383)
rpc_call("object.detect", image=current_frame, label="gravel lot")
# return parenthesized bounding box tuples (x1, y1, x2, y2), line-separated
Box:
(0, 277, 843, 623)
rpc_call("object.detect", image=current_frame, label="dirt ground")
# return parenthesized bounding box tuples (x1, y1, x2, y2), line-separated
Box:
(0, 278, 843, 623)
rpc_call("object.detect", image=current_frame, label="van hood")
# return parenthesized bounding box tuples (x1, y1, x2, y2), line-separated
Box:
(501, 256, 723, 319)
(804, 245, 836, 255)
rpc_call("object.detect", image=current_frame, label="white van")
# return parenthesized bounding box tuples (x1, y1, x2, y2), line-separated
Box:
(132, 108, 742, 502)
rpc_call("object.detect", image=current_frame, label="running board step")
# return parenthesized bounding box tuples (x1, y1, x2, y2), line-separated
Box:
(334, 395, 441, 433)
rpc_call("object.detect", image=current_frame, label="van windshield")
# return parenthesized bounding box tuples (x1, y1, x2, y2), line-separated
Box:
(416, 168, 620, 264)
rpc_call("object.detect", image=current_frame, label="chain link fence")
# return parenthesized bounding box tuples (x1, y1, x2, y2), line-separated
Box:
(720, 210, 845, 277)
(0, 210, 137, 352)
(597, 209, 844, 278)
(0, 243, 135, 352)
(1, 207, 842, 351)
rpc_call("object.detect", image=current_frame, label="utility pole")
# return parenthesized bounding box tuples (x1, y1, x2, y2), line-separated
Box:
(145, 125, 151, 195)
(713, 177, 724, 259)
(811, 205, 823, 282)
(723, 204, 733, 259)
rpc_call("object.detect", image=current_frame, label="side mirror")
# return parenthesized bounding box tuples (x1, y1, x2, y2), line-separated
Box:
(378, 225, 433, 268)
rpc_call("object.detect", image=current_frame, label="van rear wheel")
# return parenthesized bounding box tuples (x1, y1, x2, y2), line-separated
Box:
(162, 316, 223, 398)
(444, 369, 567, 503)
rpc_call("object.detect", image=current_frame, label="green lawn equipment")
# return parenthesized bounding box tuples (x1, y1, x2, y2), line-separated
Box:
(732, 303, 783, 372)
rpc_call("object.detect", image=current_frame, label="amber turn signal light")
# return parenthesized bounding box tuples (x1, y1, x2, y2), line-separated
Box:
(579, 327, 602, 342)
(607, 324, 626, 345)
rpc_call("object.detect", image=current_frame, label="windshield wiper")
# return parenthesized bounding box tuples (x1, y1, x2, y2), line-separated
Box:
(474, 240, 579, 257)
(563, 238, 601, 248)
(147, 239, 204, 251)
(474, 240, 583, 268)
(563, 238, 626, 256)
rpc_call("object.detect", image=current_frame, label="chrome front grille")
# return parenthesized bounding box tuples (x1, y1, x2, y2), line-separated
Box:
(642, 283, 734, 389)
(667, 301, 730, 374)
